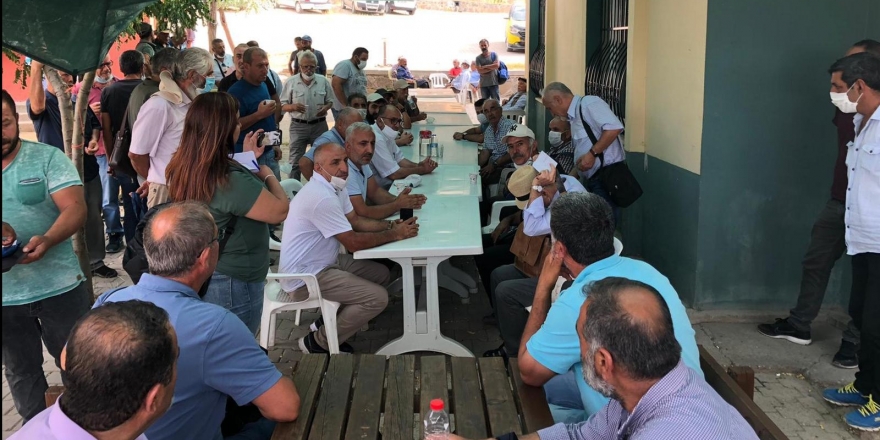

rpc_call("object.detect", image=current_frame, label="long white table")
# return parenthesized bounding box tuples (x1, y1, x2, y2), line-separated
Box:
(412, 113, 477, 126)
(389, 165, 482, 200)
(399, 126, 482, 166)
(353, 196, 483, 357)
(419, 101, 466, 114)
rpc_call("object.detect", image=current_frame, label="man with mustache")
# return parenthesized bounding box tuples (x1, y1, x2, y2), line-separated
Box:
(1, 89, 90, 423)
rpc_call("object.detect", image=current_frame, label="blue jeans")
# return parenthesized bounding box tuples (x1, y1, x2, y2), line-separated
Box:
(203, 271, 265, 335)
(114, 170, 140, 243)
(96, 155, 122, 235)
(586, 176, 620, 228)
(225, 417, 276, 440)
(481, 85, 500, 101)
(544, 371, 587, 424)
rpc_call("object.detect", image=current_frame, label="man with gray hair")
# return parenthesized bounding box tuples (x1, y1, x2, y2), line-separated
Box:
(299, 107, 364, 180)
(94, 201, 301, 440)
(129, 47, 213, 208)
(452, 278, 757, 440)
(515, 192, 701, 422)
(281, 50, 334, 180)
(127, 47, 177, 128)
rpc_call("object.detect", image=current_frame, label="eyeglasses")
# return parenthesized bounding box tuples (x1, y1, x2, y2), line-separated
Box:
(300, 65, 317, 70)
(99, 61, 113, 69)
(204, 235, 219, 251)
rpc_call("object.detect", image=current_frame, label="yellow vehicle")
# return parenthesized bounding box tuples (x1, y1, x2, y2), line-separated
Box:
(505, 2, 526, 52)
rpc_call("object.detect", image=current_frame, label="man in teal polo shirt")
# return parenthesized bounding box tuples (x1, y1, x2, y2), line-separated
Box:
(516, 191, 701, 422)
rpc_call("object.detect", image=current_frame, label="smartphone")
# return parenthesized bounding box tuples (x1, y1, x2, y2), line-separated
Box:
(400, 208, 414, 221)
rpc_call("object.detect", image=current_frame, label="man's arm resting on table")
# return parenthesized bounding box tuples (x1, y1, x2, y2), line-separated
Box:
(129, 153, 151, 178)
(335, 216, 400, 252)
(350, 178, 400, 219)
(396, 158, 435, 175)
(252, 377, 300, 422)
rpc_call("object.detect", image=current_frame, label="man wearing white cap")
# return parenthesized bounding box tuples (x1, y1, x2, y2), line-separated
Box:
(293, 35, 327, 76)
(281, 50, 334, 180)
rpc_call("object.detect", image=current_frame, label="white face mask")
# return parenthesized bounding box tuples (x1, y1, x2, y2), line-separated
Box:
(302, 72, 314, 80)
(381, 124, 398, 140)
(358, 60, 367, 70)
(477, 114, 488, 124)
(358, 108, 368, 118)
(513, 159, 533, 169)
(830, 83, 860, 114)
(319, 166, 347, 192)
(548, 131, 564, 147)
(95, 74, 113, 84)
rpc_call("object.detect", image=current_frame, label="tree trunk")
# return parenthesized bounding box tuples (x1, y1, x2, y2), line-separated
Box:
(208, 1, 218, 46)
(44, 68, 95, 300)
(218, 8, 234, 48)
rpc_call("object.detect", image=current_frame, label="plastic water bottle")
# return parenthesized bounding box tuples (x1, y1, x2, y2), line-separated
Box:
(429, 134, 438, 157)
(424, 398, 450, 440)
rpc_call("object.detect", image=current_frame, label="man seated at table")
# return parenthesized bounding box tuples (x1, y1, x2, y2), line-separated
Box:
(13, 301, 178, 440)
(395, 57, 429, 88)
(451, 277, 757, 440)
(518, 192, 702, 423)
(368, 92, 414, 147)
(344, 122, 427, 219)
(393, 79, 428, 123)
(478, 99, 515, 184)
(280, 143, 420, 354)
(93, 202, 300, 440)
(477, 123, 540, 225)
(452, 98, 486, 143)
(371, 105, 438, 189)
(502, 78, 528, 111)
(546, 117, 576, 175)
(300, 107, 363, 180)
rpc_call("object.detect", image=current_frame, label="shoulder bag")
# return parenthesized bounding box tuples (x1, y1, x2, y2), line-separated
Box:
(579, 99, 643, 207)
(108, 107, 138, 177)
(509, 223, 552, 278)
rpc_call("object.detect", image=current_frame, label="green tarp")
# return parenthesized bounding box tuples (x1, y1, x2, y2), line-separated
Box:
(2, 0, 157, 75)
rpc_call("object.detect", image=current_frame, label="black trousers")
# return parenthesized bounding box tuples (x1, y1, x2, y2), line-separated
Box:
(852, 253, 880, 398)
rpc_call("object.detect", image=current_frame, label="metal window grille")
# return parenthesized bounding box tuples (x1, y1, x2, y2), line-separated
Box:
(529, 0, 547, 97)
(584, 0, 628, 121)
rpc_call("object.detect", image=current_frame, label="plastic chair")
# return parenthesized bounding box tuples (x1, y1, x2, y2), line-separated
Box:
(261, 272, 341, 353)
(488, 167, 516, 198)
(268, 179, 303, 252)
(429, 73, 450, 88)
(502, 109, 526, 124)
(482, 200, 517, 235)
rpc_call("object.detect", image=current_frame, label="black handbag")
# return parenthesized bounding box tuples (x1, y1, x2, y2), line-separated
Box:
(579, 99, 643, 207)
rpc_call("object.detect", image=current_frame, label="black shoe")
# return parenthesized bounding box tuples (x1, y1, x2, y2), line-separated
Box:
(483, 344, 508, 358)
(832, 341, 859, 369)
(482, 313, 498, 326)
(91, 264, 118, 279)
(309, 317, 324, 332)
(298, 331, 354, 354)
(105, 233, 124, 253)
(269, 232, 282, 243)
(757, 318, 812, 345)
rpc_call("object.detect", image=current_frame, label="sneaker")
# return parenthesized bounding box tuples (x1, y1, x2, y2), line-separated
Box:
(757, 318, 812, 345)
(105, 233, 124, 253)
(845, 395, 880, 431)
(832, 341, 859, 369)
(91, 264, 118, 279)
(309, 317, 324, 332)
(823, 382, 869, 407)
(483, 344, 508, 358)
(298, 332, 354, 354)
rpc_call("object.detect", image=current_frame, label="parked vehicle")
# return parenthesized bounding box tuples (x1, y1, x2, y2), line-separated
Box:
(386, 0, 417, 15)
(276, 0, 332, 13)
(342, 0, 386, 14)
(505, 1, 526, 52)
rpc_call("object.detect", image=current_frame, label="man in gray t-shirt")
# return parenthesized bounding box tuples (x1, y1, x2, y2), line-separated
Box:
(475, 39, 500, 101)
(331, 47, 370, 118)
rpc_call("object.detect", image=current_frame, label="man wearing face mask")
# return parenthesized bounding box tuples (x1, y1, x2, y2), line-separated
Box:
(371, 105, 437, 189)
(300, 107, 364, 181)
(547, 117, 576, 175)
(130, 48, 214, 209)
(331, 48, 369, 120)
(280, 143, 419, 354)
(758, 40, 880, 370)
(281, 50, 334, 181)
(453, 98, 486, 143)
(475, 39, 500, 100)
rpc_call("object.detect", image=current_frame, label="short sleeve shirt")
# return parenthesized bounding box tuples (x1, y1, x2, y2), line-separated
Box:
(212, 53, 235, 82)
(483, 118, 515, 162)
(305, 128, 345, 161)
(72, 82, 107, 155)
(567, 95, 625, 179)
(228, 80, 277, 152)
(136, 41, 156, 58)
(129, 92, 191, 185)
(218, 73, 277, 96)
(331, 59, 367, 110)
(2, 141, 84, 306)
(475, 52, 499, 87)
(279, 175, 354, 292)
(209, 165, 269, 282)
(127, 79, 161, 128)
(93, 274, 281, 440)
(100, 79, 142, 138)
(369, 124, 405, 189)
(280, 74, 334, 121)
(26, 89, 64, 151)
(346, 159, 373, 201)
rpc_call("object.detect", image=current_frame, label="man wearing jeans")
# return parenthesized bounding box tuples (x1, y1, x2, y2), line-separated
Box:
(475, 39, 500, 100)
(2, 90, 90, 422)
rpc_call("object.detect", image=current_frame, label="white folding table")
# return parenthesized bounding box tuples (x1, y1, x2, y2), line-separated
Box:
(389, 165, 482, 200)
(399, 126, 482, 166)
(354, 196, 483, 357)
(412, 113, 477, 126)
(419, 101, 466, 114)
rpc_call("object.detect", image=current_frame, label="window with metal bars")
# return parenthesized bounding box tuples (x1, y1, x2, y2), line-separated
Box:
(584, 0, 628, 122)
(528, 0, 546, 97)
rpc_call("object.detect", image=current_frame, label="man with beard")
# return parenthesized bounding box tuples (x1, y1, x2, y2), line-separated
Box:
(449, 277, 757, 440)
(1, 89, 90, 423)
(343, 122, 426, 220)
(515, 192, 701, 422)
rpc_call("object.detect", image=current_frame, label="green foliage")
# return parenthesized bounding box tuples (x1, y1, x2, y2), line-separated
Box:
(138, 0, 213, 36)
(219, 0, 276, 12)
(2, 47, 29, 86)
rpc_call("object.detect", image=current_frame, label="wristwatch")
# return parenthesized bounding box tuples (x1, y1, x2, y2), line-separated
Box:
(532, 185, 543, 192)
(590, 148, 601, 157)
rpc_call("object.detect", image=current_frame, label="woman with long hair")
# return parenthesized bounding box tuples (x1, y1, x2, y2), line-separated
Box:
(166, 92, 289, 334)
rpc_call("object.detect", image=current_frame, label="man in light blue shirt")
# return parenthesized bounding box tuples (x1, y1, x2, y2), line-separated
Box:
(502, 78, 528, 111)
(299, 107, 363, 180)
(517, 192, 701, 421)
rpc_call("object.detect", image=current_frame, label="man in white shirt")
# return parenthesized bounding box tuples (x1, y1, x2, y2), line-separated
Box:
(344, 122, 427, 219)
(210, 39, 234, 82)
(371, 105, 438, 189)
(279, 143, 420, 354)
(502, 78, 528, 111)
(281, 50, 334, 180)
(821, 52, 880, 432)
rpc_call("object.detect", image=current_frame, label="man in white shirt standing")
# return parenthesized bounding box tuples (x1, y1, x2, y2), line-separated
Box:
(821, 52, 880, 432)
(210, 39, 234, 82)
(281, 50, 334, 180)
(371, 105, 437, 189)
(279, 143, 420, 354)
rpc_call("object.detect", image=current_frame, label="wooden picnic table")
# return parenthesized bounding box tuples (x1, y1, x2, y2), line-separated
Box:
(272, 354, 554, 440)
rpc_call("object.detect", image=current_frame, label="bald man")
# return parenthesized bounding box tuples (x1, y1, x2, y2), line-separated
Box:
(299, 107, 364, 180)
(280, 143, 419, 354)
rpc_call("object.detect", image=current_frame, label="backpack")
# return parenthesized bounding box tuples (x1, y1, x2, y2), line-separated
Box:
(492, 52, 509, 84)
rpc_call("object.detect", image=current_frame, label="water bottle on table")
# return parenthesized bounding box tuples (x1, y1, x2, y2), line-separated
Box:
(424, 399, 450, 439)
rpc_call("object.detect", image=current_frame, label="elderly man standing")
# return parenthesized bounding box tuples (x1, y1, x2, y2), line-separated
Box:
(2, 90, 90, 423)
(451, 278, 758, 440)
(292, 35, 327, 76)
(95, 202, 301, 439)
(130, 48, 213, 208)
(331, 47, 369, 119)
(371, 105, 437, 189)
(13, 301, 178, 440)
(299, 107, 364, 181)
(229, 47, 283, 178)
(541, 82, 626, 221)
(280, 143, 420, 354)
(343, 122, 427, 219)
(478, 99, 515, 183)
(210, 38, 234, 82)
(282, 50, 334, 180)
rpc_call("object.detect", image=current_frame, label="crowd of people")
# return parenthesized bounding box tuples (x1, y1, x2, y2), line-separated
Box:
(2, 32, 878, 439)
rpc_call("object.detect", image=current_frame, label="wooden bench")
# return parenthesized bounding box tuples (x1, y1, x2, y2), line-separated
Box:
(272, 354, 554, 440)
(698, 345, 788, 440)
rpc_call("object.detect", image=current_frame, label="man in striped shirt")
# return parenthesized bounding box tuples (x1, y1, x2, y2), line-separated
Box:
(452, 277, 757, 440)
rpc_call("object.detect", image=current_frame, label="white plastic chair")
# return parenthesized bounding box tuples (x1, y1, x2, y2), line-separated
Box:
(269, 179, 304, 252)
(488, 167, 516, 198)
(261, 272, 341, 354)
(429, 73, 450, 88)
(502, 109, 526, 124)
(482, 200, 517, 235)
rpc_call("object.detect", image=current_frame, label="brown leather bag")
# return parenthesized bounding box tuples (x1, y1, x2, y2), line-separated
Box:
(509, 223, 552, 278)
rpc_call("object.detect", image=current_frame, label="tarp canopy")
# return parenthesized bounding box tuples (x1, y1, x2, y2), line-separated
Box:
(2, 0, 157, 75)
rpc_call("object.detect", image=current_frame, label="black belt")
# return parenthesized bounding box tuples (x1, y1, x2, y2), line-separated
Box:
(291, 117, 326, 125)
